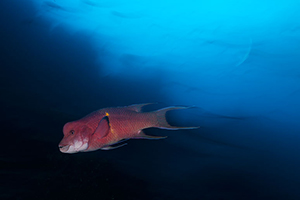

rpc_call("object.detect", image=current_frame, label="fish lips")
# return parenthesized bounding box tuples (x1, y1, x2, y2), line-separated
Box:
(58, 142, 89, 153)
(59, 144, 70, 153)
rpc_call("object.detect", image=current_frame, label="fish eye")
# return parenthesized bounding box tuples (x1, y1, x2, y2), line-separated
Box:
(70, 130, 75, 135)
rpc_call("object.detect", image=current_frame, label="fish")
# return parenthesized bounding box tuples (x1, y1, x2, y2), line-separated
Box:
(58, 103, 198, 153)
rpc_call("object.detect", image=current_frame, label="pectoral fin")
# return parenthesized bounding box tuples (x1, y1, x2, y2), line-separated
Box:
(93, 116, 110, 139)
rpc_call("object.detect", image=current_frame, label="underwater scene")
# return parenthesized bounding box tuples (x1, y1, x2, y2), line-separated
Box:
(1, 0, 300, 199)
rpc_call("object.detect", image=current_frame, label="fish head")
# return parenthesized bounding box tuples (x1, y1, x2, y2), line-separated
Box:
(59, 121, 93, 153)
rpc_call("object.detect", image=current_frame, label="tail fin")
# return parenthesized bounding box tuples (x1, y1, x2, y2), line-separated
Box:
(154, 106, 199, 130)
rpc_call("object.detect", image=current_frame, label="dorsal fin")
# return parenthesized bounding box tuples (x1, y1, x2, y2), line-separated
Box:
(126, 103, 154, 112)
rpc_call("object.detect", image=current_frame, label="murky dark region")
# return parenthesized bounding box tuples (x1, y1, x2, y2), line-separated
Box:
(1, 0, 300, 200)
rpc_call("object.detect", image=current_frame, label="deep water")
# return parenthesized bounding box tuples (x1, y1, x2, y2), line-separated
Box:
(1, 0, 300, 200)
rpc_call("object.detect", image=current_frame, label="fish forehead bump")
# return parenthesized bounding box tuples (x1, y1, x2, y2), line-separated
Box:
(63, 121, 77, 133)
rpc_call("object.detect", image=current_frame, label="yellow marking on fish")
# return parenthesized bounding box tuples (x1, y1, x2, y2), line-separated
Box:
(105, 112, 114, 133)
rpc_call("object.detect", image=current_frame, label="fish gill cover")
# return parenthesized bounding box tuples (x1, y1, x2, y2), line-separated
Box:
(1, 0, 300, 199)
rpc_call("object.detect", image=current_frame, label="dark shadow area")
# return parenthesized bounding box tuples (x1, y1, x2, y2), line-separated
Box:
(0, 1, 165, 199)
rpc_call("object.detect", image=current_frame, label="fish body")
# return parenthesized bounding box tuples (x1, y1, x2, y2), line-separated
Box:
(59, 103, 196, 153)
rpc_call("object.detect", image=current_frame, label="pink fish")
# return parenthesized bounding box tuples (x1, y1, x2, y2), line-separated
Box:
(59, 103, 197, 153)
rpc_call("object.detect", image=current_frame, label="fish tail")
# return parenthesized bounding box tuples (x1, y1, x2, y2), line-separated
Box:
(154, 106, 199, 130)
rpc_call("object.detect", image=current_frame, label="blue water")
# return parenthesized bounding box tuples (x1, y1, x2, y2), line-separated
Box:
(1, 0, 300, 199)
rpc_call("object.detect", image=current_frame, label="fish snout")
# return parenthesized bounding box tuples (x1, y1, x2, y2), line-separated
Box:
(58, 144, 70, 153)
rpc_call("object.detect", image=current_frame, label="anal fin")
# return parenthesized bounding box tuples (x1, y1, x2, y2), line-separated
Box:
(101, 143, 127, 150)
(132, 130, 167, 140)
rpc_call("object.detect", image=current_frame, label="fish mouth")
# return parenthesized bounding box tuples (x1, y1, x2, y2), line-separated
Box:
(59, 143, 88, 153)
(59, 145, 70, 153)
